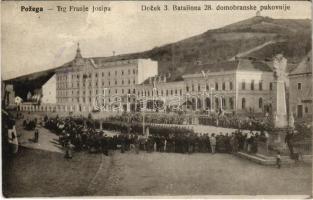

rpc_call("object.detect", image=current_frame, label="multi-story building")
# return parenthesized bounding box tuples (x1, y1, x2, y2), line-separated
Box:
(182, 57, 274, 114)
(54, 44, 158, 112)
(135, 57, 275, 114)
(289, 52, 312, 120)
(18, 45, 286, 116)
(135, 75, 185, 111)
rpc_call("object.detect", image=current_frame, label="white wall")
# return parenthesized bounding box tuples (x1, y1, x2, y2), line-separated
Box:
(42, 74, 57, 104)
(137, 59, 158, 84)
(236, 71, 274, 113)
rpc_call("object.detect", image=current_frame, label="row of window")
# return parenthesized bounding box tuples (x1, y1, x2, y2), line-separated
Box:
(57, 68, 137, 81)
(57, 96, 265, 111)
(137, 88, 184, 97)
(241, 80, 266, 91)
(57, 94, 265, 111)
(241, 97, 264, 109)
(186, 82, 234, 92)
(184, 80, 270, 92)
(57, 88, 137, 97)
(57, 79, 137, 89)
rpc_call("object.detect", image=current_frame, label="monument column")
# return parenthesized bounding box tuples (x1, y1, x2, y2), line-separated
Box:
(269, 54, 289, 150)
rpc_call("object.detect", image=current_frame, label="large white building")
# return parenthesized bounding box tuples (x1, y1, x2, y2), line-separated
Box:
(54, 44, 158, 112)
(134, 57, 275, 114)
(19, 45, 290, 117)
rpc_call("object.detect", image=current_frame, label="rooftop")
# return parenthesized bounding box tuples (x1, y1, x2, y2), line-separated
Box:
(289, 51, 312, 76)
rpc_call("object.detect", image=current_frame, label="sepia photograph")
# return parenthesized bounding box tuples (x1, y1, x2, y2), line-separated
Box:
(1, 0, 312, 198)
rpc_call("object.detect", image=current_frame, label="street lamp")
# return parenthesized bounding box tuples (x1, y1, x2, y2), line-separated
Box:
(210, 87, 215, 112)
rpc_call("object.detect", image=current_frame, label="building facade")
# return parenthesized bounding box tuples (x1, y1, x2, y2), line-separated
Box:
(18, 45, 288, 116)
(289, 52, 312, 120)
(54, 45, 158, 112)
(135, 57, 275, 114)
(182, 58, 274, 114)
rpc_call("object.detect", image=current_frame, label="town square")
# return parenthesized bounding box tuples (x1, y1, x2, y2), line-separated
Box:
(1, 1, 312, 197)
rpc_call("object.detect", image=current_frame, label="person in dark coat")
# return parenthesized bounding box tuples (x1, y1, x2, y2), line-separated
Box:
(285, 130, 294, 156)
(34, 128, 39, 143)
(101, 133, 109, 156)
(64, 140, 73, 159)
(120, 134, 126, 153)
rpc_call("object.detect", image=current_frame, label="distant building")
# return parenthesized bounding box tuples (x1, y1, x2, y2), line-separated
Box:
(17, 45, 290, 116)
(54, 44, 158, 112)
(182, 58, 274, 114)
(135, 57, 275, 114)
(289, 52, 312, 120)
(135, 75, 185, 111)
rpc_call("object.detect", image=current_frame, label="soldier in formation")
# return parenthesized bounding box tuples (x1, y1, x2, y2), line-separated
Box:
(43, 115, 267, 158)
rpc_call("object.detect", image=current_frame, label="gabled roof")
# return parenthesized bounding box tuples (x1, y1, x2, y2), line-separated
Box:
(188, 58, 272, 74)
(196, 60, 239, 73)
(289, 51, 312, 75)
(237, 59, 272, 72)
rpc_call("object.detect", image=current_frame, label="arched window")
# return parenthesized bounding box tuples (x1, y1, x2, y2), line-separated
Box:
(229, 97, 234, 109)
(206, 98, 211, 109)
(242, 81, 246, 90)
(242, 98, 246, 109)
(215, 98, 219, 109)
(259, 98, 263, 109)
(215, 82, 219, 91)
(222, 98, 226, 108)
(259, 81, 263, 90)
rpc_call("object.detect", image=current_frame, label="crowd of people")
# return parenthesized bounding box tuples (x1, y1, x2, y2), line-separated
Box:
(41, 115, 268, 158)
(23, 117, 38, 130)
(107, 112, 274, 132)
(198, 114, 273, 131)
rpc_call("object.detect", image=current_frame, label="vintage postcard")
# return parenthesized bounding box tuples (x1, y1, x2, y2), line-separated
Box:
(1, 0, 312, 198)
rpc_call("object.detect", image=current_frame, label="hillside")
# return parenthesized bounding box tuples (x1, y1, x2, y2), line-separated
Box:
(91, 16, 311, 81)
(6, 16, 312, 83)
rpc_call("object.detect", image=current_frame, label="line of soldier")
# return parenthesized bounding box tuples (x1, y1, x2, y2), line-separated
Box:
(43, 115, 266, 157)
(107, 112, 273, 132)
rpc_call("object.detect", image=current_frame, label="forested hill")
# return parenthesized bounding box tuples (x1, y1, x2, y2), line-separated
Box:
(92, 16, 311, 81)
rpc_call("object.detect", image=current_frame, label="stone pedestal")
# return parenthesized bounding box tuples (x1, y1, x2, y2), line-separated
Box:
(268, 128, 287, 150)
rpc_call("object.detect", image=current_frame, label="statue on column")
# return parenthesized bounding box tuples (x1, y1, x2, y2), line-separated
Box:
(272, 54, 288, 128)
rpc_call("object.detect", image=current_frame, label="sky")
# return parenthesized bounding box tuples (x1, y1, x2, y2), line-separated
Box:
(1, 1, 311, 80)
